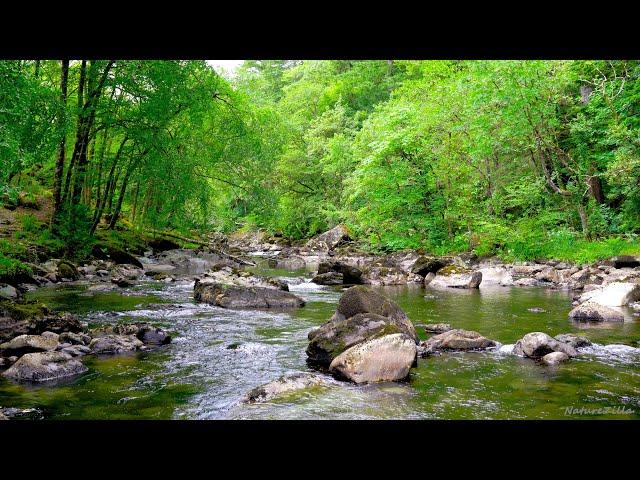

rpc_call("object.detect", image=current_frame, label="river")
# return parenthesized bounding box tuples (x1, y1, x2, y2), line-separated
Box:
(1, 257, 639, 419)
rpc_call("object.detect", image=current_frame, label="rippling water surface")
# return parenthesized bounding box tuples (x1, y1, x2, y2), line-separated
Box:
(2, 258, 639, 420)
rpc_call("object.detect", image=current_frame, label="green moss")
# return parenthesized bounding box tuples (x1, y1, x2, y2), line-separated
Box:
(0, 253, 33, 284)
(0, 299, 49, 320)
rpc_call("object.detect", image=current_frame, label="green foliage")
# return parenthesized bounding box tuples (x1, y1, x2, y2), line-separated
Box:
(0, 252, 33, 284)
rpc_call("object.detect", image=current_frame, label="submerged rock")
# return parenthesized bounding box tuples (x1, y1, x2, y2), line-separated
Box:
(512, 332, 578, 358)
(568, 301, 624, 322)
(329, 333, 417, 384)
(2, 351, 87, 382)
(243, 373, 330, 403)
(422, 329, 496, 351)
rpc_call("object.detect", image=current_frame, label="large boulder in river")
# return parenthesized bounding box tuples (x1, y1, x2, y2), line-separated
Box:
(306, 286, 418, 366)
(568, 301, 624, 322)
(428, 265, 482, 289)
(0, 334, 58, 356)
(577, 282, 640, 307)
(512, 332, 578, 358)
(243, 373, 331, 403)
(330, 286, 417, 341)
(2, 351, 87, 382)
(194, 280, 305, 309)
(422, 329, 496, 351)
(305, 225, 350, 251)
(307, 313, 408, 365)
(329, 333, 417, 384)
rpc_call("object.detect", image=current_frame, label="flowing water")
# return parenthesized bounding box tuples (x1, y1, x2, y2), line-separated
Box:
(2, 256, 640, 420)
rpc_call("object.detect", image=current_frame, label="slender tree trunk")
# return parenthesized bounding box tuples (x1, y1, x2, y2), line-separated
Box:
(61, 60, 86, 208)
(51, 59, 69, 226)
(108, 165, 134, 229)
(90, 136, 127, 235)
(578, 203, 590, 240)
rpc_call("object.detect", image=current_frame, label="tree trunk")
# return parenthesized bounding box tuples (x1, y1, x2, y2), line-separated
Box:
(51, 59, 69, 227)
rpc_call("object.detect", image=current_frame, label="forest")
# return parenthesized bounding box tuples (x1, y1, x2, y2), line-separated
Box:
(2, 59, 640, 280)
(2, 59, 640, 421)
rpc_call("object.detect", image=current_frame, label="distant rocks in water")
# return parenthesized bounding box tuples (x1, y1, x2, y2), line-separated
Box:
(428, 265, 482, 289)
(421, 329, 496, 351)
(542, 351, 570, 366)
(91, 244, 144, 269)
(512, 332, 578, 359)
(329, 333, 417, 384)
(611, 255, 640, 269)
(304, 225, 351, 252)
(307, 286, 418, 383)
(0, 300, 83, 344)
(312, 271, 344, 285)
(411, 256, 451, 276)
(527, 307, 546, 313)
(136, 325, 172, 345)
(360, 265, 423, 286)
(2, 351, 87, 382)
(554, 333, 592, 348)
(577, 282, 640, 307)
(243, 372, 331, 403)
(313, 260, 362, 285)
(568, 301, 624, 322)
(193, 265, 305, 309)
(91, 323, 171, 347)
(57, 260, 79, 281)
(478, 266, 514, 287)
(195, 282, 305, 309)
(421, 323, 452, 334)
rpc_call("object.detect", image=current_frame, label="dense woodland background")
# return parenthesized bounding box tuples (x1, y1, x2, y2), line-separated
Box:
(1, 60, 640, 277)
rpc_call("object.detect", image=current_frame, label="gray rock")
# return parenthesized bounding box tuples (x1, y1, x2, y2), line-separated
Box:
(312, 271, 344, 285)
(429, 268, 482, 289)
(305, 225, 350, 251)
(89, 334, 143, 354)
(568, 301, 625, 322)
(512, 332, 578, 358)
(194, 281, 305, 309)
(411, 256, 451, 276)
(0, 334, 59, 355)
(422, 323, 452, 333)
(0, 284, 19, 300)
(612, 255, 640, 269)
(577, 282, 640, 307)
(243, 373, 330, 403)
(307, 313, 408, 365)
(423, 329, 496, 351)
(59, 331, 91, 346)
(542, 351, 569, 365)
(554, 333, 592, 348)
(329, 333, 417, 384)
(2, 351, 87, 382)
(61, 345, 92, 357)
(136, 325, 171, 345)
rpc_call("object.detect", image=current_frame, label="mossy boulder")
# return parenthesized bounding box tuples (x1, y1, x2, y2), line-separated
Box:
(307, 313, 404, 365)
(411, 256, 451, 276)
(57, 260, 79, 280)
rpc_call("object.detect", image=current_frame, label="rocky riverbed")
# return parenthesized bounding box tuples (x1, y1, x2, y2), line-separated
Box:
(1, 227, 640, 419)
